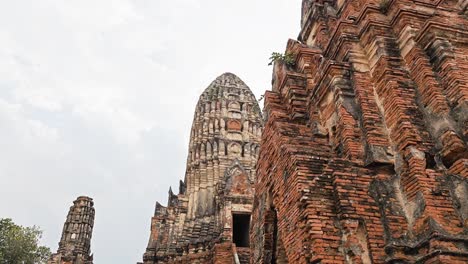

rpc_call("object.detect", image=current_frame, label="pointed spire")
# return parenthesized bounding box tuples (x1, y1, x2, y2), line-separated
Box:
(168, 187, 178, 207)
(179, 180, 186, 195)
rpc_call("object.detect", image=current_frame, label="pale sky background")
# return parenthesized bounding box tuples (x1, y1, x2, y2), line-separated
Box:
(0, 0, 301, 263)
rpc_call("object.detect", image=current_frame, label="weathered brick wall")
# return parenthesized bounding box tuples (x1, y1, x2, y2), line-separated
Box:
(251, 0, 467, 263)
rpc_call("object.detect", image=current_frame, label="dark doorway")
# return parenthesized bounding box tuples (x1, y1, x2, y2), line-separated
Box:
(233, 213, 250, 247)
(272, 209, 278, 264)
(270, 208, 288, 263)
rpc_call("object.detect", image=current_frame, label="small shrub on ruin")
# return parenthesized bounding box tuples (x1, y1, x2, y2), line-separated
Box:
(268, 52, 296, 67)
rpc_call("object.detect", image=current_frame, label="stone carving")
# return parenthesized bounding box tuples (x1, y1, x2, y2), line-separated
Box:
(48, 196, 95, 264)
(142, 73, 262, 263)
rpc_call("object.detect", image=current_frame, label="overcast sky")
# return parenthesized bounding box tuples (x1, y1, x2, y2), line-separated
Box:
(0, 0, 301, 263)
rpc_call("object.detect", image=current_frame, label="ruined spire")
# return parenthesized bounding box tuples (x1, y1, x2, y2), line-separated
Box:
(48, 196, 95, 264)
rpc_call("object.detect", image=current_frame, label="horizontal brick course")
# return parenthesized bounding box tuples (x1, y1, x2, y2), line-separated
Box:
(251, 1, 468, 263)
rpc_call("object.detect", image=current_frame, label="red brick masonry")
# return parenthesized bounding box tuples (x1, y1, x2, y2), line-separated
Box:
(251, 0, 468, 263)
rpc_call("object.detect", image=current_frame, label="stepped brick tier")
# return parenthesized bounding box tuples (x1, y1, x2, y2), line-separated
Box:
(142, 73, 263, 263)
(48, 196, 95, 264)
(251, 0, 467, 263)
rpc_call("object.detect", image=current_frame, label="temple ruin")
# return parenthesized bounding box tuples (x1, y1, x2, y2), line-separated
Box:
(251, 0, 468, 263)
(46, 1, 468, 263)
(49, 196, 95, 264)
(142, 73, 263, 263)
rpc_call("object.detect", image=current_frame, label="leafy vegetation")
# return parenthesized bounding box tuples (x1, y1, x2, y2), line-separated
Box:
(268, 52, 296, 67)
(0, 218, 51, 264)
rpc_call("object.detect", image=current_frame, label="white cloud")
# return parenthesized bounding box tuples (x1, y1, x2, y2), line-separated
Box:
(0, 0, 301, 262)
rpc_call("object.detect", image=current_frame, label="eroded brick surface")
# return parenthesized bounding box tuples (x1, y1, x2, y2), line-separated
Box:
(251, 1, 468, 263)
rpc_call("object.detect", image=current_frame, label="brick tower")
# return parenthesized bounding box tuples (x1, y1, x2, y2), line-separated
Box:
(49, 196, 95, 264)
(251, 0, 468, 263)
(143, 73, 263, 263)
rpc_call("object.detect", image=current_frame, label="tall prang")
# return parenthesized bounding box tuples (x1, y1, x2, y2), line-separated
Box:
(143, 73, 263, 263)
(251, 0, 468, 263)
(49, 196, 95, 264)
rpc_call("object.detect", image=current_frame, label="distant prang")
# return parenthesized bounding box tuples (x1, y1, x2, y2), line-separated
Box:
(48, 196, 95, 264)
(142, 72, 263, 263)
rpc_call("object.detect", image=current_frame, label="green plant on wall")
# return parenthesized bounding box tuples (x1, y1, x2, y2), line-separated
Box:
(268, 52, 296, 67)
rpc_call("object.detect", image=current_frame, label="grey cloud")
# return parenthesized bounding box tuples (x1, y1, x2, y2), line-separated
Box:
(0, 0, 301, 262)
